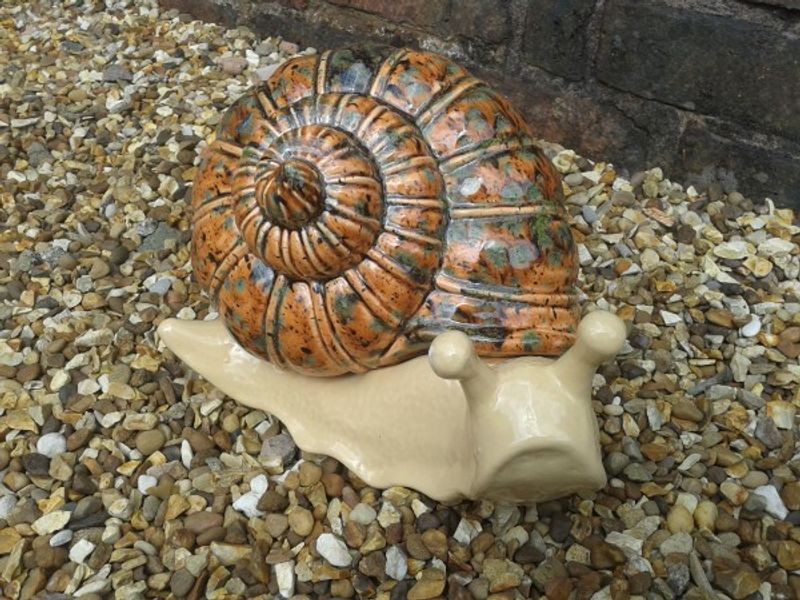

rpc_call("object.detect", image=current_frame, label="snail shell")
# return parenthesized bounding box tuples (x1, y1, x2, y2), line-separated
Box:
(191, 46, 578, 376)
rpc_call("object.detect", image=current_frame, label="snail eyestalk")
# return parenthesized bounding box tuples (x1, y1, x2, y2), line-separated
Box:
(429, 330, 498, 409)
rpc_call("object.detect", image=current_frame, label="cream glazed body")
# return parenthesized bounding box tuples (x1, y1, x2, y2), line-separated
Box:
(158, 310, 626, 503)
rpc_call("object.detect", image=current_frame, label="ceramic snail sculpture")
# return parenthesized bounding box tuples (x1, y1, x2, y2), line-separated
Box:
(158, 46, 627, 503)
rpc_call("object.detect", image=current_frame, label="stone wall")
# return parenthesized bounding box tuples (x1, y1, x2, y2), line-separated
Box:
(160, 0, 800, 208)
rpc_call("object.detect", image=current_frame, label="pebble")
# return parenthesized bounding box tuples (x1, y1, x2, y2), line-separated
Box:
(453, 518, 482, 545)
(316, 533, 352, 567)
(666, 505, 694, 533)
(134, 429, 166, 455)
(349, 503, 377, 525)
(69, 539, 96, 564)
(137, 475, 158, 494)
(36, 433, 67, 458)
(185, 511, 223, 534)
(170, 570, 195, 596)
(260, 432, 297, 464)
(385, 545, 408, 580)
(232, 474, 268, 518)
(275, 560, 295, 597)
(660, 532, 693, 555)
(210, 541, 251, 565)
(32, 511, 71, 535)
(288, 507, 315, 536)
(0, 497, 14, 521)
(721, 481, 748, 505)
(74, 328, 113, 348)
(739, 314, 761, 337)
(49, 529, 73, 547)
(753, 485, 788, 520)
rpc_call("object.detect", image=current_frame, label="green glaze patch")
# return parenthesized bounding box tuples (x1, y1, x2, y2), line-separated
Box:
(522, 330, 540, 352)
(334, 292, 359, 320)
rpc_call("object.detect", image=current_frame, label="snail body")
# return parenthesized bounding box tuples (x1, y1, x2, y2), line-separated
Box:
(192, 46, 578, 376)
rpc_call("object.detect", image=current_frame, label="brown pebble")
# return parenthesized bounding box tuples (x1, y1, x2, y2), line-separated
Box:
(321, 473, 344, 497)
(196, 526, 227, 546)
(299, 461, 322, 487)
(184, 511, 223, 534)
(135, 429, 166, 455)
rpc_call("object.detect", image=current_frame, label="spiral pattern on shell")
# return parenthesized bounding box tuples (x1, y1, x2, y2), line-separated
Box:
(192, 46, 579, 376)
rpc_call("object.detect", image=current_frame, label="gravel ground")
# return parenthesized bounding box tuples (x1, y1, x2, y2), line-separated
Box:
(1, 1, 800, 599)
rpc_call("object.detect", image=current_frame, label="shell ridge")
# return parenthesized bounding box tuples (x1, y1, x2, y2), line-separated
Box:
(193, 192, 233, 223)
(438, 135, 523, 174)
(315, 49, 331, 95)
(212, 139, 244, 159)
(343, 269, 400, 329)
(381, 154, 438, 177)
(415, 76, 483, 129)
(365, 247, 428, 291)
(255, 89, 279, 118)
(299, 228, 332, 275)
(383, 224, 442, 248)
(385, 195, 443, 208)
(209, 243, 248, 299)
(369, 47, 409, 99)
(318, 281, 369, 372)
(263, 274, 289, 366)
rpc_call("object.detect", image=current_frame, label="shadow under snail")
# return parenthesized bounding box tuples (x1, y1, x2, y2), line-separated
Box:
(191, 45, 579, 376)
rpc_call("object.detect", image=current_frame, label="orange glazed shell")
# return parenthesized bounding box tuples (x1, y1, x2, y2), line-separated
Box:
(191, 46, 579, 376)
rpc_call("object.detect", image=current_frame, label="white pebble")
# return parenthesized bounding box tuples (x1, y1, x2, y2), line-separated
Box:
(385, 545, 408, 580)
(49, 529, 73, 547)
(102, 524, 122, 544)
(605, 531, 642, 556)
(660, 310, 682, 326)
(753, 485, 788, 520)
(739, 314, 761, 337)
(98, 411, 124, 428)
(181, 440, 193, 469)
(77, 379, 100, 395)
(232, 474, 269, 518)
(453, 518, 482, 545)
(49, 370, 70, 391)
(677, 454, 702, 472)
(348, 503, 377, 525)
(69, 538, 96, 564)
(675, 492, 699, 514)
(275, 560, 295, 597)
(0, 496, 16, 520)
(36, 433, 67, 458)
(137, 475, 158, 495)
(713, 240, 749, 260)
(768, 401, 796, 429)
(316, 533, 352, 567)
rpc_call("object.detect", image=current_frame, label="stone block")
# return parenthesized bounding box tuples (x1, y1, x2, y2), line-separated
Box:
(672, 118, 800, 207)
(159, 0, 237, 25)
(442, 0, 510, 44)
(252, 4, 417, 51)
(596, 0, 800, 141)
(325, 0, 447, 28)
(742, 0, 800, 9)
(522, 0, 596, 81)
